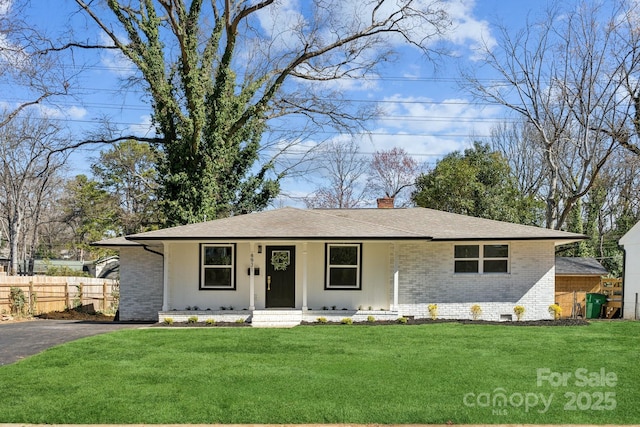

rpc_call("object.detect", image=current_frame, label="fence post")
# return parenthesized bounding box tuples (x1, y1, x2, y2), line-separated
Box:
(28, 281, 34, 315)
(103, 281, 108, 311)
(65, 282, 70, 309)
(636, 293, 638, 321)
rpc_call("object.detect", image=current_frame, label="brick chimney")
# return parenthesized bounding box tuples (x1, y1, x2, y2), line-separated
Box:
(376, 197, 395, 209)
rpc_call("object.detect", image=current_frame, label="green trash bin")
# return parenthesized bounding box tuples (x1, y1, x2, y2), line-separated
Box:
(586, 293, 608, 319)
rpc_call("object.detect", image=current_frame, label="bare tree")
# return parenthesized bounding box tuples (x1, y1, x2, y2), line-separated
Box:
(463, 2, 635, 229)
(0, 114, 67, 275)
(0, 1, 74, 129)
(366, 147, 420, 207)
(490, 120, 545, 198)
(70, 0, 453, 224)
(304, 139, 368, 209)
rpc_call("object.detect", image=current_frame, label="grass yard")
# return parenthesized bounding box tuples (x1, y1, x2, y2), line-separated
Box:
(0, 321, 638, 424)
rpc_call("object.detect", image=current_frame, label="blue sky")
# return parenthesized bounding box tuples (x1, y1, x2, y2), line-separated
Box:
(2, 1, 553, 207)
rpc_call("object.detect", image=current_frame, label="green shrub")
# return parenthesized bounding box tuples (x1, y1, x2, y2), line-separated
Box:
(163, 318, 174, 325)
(9, 287, 26, 316)
(514, 305, 525, 321)
(341, 318, 353, 325)
(45, 263, 90, 277)
(187, 316, 198, 324)
(367, 315, 376, 323)
(205, 318, 216, 325)
(397, 317, 408, 324)
(235, 318, 244, 324)
(316, 317, 328, 324)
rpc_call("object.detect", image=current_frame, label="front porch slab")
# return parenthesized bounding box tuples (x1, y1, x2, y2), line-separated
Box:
(158, 309, 400, 327)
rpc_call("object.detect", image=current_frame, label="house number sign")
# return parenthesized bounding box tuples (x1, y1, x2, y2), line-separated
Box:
(271, 250, 290, 271)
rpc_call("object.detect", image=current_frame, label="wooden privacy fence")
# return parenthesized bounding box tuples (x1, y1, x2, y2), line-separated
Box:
(0, 276, 119, 315)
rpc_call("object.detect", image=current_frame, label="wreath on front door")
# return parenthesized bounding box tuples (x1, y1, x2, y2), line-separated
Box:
(271, 251, 290, 271)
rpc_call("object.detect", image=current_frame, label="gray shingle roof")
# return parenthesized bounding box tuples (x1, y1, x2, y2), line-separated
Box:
(120, 207, 585, 243)
(555, 257, 608, 276)
(92, 236, 142, 247)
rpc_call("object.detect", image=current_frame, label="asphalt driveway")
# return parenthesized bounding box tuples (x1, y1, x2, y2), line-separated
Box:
(0, 320, 145, 366)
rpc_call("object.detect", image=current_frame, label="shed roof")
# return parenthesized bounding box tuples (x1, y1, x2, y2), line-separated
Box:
(555, 257, 608, 276)
(115, 207, 585, 244)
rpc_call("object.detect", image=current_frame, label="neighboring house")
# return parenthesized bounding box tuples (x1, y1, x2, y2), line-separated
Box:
(554, 257, 608, 318)
(94, 206, 585, 325)
(86, 256, 120, 279)
(620, 222, 640, 319)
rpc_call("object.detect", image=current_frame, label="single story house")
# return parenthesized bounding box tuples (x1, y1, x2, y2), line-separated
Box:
(620, 221, 640, 319)
(554, 257, 608, 318)
(94, 207, 585, 325)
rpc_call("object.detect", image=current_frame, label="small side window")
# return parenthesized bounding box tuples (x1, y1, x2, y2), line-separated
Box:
(454, 245, 479, 273)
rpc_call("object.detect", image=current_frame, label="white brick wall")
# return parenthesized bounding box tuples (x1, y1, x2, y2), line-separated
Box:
(120, 239, 558, 322)
(391, 241, 556, 321)
(119, 246, 164, 321)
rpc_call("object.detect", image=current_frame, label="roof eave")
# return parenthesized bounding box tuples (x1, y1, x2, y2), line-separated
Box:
(126, 235, 434, 242)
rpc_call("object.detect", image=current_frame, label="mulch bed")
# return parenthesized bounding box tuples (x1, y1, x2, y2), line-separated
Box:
(301, 318, 590, 326)
(154, 318, 590, 327)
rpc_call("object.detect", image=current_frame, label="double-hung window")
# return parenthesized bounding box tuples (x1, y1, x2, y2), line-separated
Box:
(454, 244, 509, 274)
(200, 244, 236, 290)
(325, 243, 362, 289)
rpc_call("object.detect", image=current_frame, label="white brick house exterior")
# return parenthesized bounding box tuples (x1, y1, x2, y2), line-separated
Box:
(95, 208, 583, 324)
(392, 241, 555, 321)
(620, 222, 640, 319)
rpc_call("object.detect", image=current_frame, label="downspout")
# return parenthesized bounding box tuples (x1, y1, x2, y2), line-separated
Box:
(142, 245, 164, 258)
(141, 244, 166, 312)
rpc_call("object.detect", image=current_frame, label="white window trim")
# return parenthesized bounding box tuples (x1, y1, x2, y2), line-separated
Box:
(454, 243, 510, 274)
(200, 243, 236, 290)
(325, 243, 362, 290)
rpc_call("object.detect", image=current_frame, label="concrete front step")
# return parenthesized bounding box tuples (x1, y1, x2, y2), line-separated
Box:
(251, 309, 302, 328)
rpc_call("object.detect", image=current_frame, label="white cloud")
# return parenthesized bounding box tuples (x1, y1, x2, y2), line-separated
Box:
(0, 0, 11, 16)
(127, 114, 155, 137)
(255, 0, 306, 51)
(32, 104, 88, 120)
(99, 32, 136, 77)
(442, 0, 496, 56)
(367, 93, 504, 165)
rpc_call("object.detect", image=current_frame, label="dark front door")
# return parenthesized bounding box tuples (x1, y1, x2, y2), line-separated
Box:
(265, 246, 296, 308)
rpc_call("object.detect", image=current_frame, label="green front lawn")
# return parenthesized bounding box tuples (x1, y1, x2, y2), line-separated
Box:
(1, 321, 638, 424)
